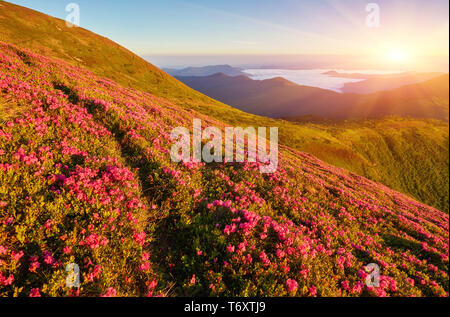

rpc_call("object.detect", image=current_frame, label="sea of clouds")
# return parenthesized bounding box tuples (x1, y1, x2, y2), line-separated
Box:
(243, 69, 403, 93)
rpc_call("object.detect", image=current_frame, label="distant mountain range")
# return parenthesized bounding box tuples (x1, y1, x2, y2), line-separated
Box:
(176, 73, 354, 118)
(176, 72, 449, 121)
(164, 65, 246, 77)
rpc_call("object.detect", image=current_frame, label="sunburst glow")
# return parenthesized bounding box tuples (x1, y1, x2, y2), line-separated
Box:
(387, 50, 407, 63)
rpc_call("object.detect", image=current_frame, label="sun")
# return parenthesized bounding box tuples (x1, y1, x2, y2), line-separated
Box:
(387, 50, 407, 63)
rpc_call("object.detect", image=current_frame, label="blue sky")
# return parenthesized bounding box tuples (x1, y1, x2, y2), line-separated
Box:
(7, 0, 450, 69)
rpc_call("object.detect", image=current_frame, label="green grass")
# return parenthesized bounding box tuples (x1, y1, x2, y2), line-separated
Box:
(0, 1, 448, 212)
(294, 118, 449, 213)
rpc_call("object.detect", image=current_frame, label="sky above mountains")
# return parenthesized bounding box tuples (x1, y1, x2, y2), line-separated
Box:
(8, 0, 449, 70)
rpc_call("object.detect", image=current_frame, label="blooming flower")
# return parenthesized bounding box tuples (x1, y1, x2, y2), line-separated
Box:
(134, 231, 146, 246)
(309, 286, 317, 297)
(29, 288, 41, 297)
(286, 279, 298, 293)
(101, 287, 117, 297)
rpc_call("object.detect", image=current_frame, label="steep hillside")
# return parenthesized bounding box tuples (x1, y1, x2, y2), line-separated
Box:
(1, 42, 448, 297)
(1, 1, 448, 213)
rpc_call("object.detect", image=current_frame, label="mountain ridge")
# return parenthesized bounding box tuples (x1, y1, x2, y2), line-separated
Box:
(177, 72, 449, 121)
(164, 65, 247, 77)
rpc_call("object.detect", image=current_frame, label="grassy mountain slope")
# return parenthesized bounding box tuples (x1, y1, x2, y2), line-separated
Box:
(285, 118, 449, 213)
(0, 3, 448, 211)
(1, 42, 448, 297)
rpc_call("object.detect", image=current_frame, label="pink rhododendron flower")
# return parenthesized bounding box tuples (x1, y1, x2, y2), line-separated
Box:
(286, 279, 298, 293)
(0, 272, 14, 286)
(134, 231, 146, 246)
(11, 251, 23, 261)
(29, 288, 41, 297)
(309, 286, 317, 297)
(101, 287, 117, 297)
(139, 261, 151, 272)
